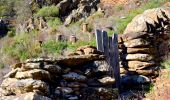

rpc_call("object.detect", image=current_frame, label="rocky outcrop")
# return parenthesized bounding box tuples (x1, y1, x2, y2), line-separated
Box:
(62, 0, 100, 25)
(0, 46, 118, 100)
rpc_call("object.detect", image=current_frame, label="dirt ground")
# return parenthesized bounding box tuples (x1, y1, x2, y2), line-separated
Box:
(144, 69, 170, 100)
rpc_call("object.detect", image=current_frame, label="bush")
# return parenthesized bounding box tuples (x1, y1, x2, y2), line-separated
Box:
(42, 40, 68, 55)
(36, 5, 59, 17)
(162, 60, 170, 69)
(47, 17, 62, 27)
(7, 31, 15, 37)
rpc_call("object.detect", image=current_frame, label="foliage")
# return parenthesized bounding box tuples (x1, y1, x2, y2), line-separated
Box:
(42, 40, 68, 55)
(162, 60, 170, 69)
(116, 5, 124, 11)
(47, 17, 62, 27)
(7, 31, 15, 37)
(36, 5, 59, 17)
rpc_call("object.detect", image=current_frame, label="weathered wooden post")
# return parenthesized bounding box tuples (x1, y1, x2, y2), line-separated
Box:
(83, 22, 88, 33)
(112, 33, 121, 91)
(70, 35, 77, 44)
(95, 29, 121, 91)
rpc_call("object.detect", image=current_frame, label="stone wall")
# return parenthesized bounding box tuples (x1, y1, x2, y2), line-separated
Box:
(118, 6, 170, 89)
(0, 46, 118, 100)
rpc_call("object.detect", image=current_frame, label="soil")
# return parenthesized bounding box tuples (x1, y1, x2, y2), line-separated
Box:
(144, 69, 170, 100)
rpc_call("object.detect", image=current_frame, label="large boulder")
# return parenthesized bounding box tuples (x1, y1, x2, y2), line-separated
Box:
(1, 78, 49, 96)
(124, 7, 170, 34)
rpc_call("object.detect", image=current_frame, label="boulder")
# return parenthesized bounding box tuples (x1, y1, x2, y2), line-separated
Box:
(124, 7, 170, 34)
(43, 64, 61, 74)
(15, 69, 51, 80)
(121, 32, 148, 42)
(1, 78, 49, 96)
(125, 54, 154, 61)
(127, 48, 156, 54)
(93, 60, 110, 73)
(124, 38, 150, 48)
(98, 76, 115, 85)
(121, 75, 151, 85)
(128, 61, 155, 69)
(63, 72, 87, 82)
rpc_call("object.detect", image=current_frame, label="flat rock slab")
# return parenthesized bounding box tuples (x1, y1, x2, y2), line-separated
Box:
(63, 72, 87, 82)
(125, 54, 154, 61)
(15, 69, 51, 80)
(26, 54, 105, 67)
(1, 78, 49, 96)
(128, 61, 155, 70)
(127, 48, 156, 54)
(124, 38, 150, 48)
(121, 32, 148, 42)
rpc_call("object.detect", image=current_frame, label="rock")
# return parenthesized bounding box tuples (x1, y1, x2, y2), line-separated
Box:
(63, 72, 87, 82)
(127, 48, 156, 54)
(85, 87, 118, 100)
(124, 38, 150, 47)
(76, 45, 102, 55)
(58, 54, 105, 66)
(1, 78, 49, 96)
(120, 67, 128, 74)
(22, 63, 41, 69)
(98, 76, 115, 85)
(68, 96, 78, 100)
(10, 63, 22, 69)
(18, 92, 51, 100)
(121, 32, 148, 41)
(124, 7, 170, 34)
(87, 78, 103, 86)
(26, 54, 105, 67)
(128, 61, 155, 69)
(60, 87, 73, 95)
(43, 64, 61, 74)
(121, 75, 151, 85)
(125, 54, 154, 61)
(0, 92, 51, 100)
(93, 60, 110, 73)
(67, 82, 87, 88)
(0, 88, 13, 96)
(15, 69, 51, 81)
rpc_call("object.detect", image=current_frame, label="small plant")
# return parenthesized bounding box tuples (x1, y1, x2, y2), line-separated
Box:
(36, 5, 59, 17)
(116, 5, 124, 11)
(0, 63, 4, 69)
(7, 31, 15, 37)
(162, 60, 170, 69)
(47, 17, 62, 27)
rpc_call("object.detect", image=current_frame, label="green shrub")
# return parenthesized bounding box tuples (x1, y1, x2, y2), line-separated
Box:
(42, 40, 68, 55)
(36, 6, 59, 17)
(7, 31, 15, 37)
(116, 5, 124, 11)
(162, 60, 170, 69)
(47, 17, 62, 27)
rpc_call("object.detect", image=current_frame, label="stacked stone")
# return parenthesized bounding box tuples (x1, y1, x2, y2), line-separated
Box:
(0, 46, 118, 100)
(118, 32, 159, 88)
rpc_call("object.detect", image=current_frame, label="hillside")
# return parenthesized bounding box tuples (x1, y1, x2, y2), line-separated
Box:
(0, 0, 170, 100)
